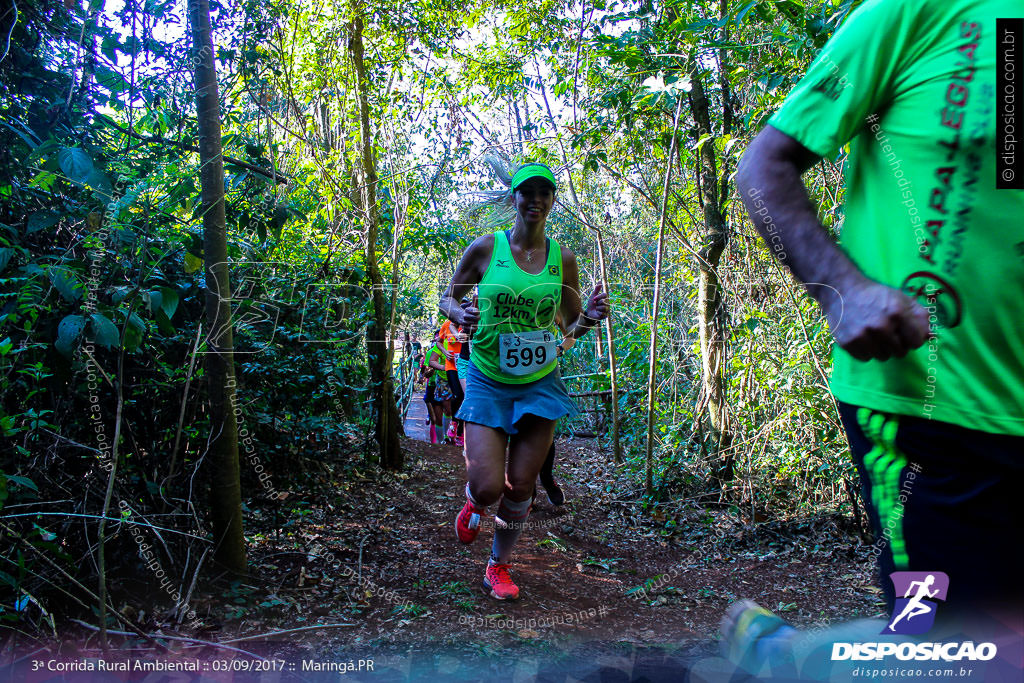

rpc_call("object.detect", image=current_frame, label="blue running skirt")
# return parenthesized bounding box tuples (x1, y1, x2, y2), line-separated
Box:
(456, 360, 579, 434)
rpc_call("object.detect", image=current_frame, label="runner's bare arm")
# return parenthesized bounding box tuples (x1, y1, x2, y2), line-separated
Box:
(737, 125, 928, 362)
(559, 246, 609, 340)
(439, 235, 494, 327)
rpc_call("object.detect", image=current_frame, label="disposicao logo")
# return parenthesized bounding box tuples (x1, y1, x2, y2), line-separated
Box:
(885, 571, 949, 635)
(830, 572, 998, 662)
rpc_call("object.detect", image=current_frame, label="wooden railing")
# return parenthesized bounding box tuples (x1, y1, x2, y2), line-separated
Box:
(394, 354, 418, 423)
(562, 372, 612, 439)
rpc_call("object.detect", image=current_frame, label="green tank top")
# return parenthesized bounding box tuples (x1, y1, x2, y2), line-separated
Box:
(471, 230, 563, 384)
(426, 345, 445, 387)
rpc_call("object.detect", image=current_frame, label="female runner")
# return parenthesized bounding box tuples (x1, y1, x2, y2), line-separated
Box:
(439, 161, 609, 600)
(422, 330, 453, 444)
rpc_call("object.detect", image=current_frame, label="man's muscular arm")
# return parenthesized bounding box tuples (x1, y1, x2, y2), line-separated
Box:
(737, 125, 929, 362)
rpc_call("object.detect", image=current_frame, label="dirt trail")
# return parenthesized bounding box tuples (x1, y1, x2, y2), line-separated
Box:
(255, 404, 881, 680)
(162, 402, 882, 681)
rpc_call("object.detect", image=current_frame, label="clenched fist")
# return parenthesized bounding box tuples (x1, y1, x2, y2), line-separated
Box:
(820, 276, 930, 362)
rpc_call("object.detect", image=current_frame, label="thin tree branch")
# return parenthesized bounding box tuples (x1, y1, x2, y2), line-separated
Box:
(99, 117, 290, 184)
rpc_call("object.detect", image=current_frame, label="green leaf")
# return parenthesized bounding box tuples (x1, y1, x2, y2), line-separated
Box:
(0, 248, 12, 274)
(100, 34, 119, 62)
(48, 267, 84, 302)
(87, 168, 114, 201)
(0, 120, 41, 149)
(57, 147, 112, 200)
(93, 64, 130, 95)
(123, 312, 146, 351)
(158, 286, 179, 318)
(27, 212, 60, 233)
(90, 313, 120, 349)
(29, 170, 57, 191)
(145, 289, 163, 315)
(26, 138, 58, 163)
(272, 204, 289, 239)
(114, 228, 135, 247)
(58, 147, 96, 185)
(111, 286, 133, 304)
(734, 0, 759, 24)
(154, 309, 175, 335)
(741, 317, 761, 333)
(184, 252, 202, 274)
(5, 475, 38, 493)
(56, 314, 87, 356)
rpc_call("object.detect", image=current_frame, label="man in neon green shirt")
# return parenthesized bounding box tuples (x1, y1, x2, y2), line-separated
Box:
(732, 0, 1022, 659)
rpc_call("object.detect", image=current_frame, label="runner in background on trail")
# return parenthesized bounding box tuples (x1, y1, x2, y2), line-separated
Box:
(439, 159, 610, 601)
(415, 341, 429, 425)
(534, 313, 576, 508)
(439, 315, 469, 447)
(422, 330, 453, 445)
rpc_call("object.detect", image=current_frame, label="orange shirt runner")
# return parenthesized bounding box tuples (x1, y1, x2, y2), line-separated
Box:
(439, 320, 462, 373)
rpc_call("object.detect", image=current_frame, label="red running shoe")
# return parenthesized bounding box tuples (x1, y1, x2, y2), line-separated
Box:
(455, 498, 485, 544)
(483, 561, 520, 600)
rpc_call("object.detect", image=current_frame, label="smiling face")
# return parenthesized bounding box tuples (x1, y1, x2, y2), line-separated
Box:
(514, 177, 555, 224)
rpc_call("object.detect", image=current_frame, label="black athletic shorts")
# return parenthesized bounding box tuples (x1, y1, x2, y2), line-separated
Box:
(447, 368, 464, 405)
(838, 401, 1024, 620)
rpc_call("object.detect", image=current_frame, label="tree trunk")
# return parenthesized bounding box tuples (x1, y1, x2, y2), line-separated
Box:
(348, 8, 402, 469)
(592, 259, 604, 359)
(645, 98, 684, 494)
(594, 226, 622, 463)
(385, 155, 407, 437)
(687, 56, 734, 485)
(187, 0, 247, 574)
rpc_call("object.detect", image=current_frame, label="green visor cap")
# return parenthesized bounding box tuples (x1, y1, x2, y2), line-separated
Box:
(511, 163, 557, 191)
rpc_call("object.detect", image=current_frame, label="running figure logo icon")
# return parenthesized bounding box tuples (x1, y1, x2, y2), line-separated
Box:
(884, 571, 950, 635)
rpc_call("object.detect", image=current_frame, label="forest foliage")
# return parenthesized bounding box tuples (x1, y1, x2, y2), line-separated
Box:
(0, 0, 866, 634)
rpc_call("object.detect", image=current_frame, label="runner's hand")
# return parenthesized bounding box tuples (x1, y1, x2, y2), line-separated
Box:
(458, 303, 480, 329)
(583, 282, 610, 323)
(821, 276, 930, 362)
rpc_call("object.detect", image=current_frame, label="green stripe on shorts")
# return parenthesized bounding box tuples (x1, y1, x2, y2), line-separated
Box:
(857, 408, 909, 569)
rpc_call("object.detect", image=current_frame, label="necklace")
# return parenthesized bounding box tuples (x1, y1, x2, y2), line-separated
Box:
(510, 228, 542, 263)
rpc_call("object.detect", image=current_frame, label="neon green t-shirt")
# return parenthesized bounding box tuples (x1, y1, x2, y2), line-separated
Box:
(770, 0, 1024, 436)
